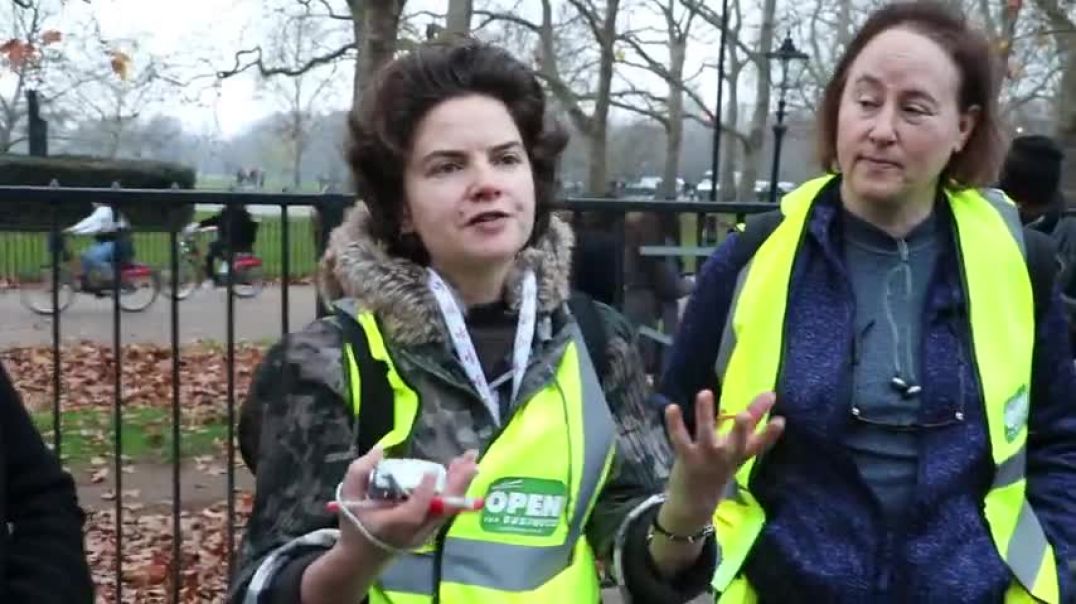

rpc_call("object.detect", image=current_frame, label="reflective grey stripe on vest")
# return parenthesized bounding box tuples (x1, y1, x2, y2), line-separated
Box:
(380, 553, 435, 595)
(715, 261, 753, 381)
(965, 189, 1055, 594)
(1007, 498, 1052, 592)
(987, 432, 1050, 593)
(978, 188, 1027, 258)
(992, 444, 1026, 489)
(378, 325, 617, 594)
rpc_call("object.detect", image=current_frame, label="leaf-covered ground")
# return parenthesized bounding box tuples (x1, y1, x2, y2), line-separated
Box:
(3, 341, 266, 602)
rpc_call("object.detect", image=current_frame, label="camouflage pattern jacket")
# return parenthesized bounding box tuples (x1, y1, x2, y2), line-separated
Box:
(229, 205, 716, 603)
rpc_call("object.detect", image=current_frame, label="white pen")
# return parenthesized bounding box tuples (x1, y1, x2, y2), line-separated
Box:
(326, 495, 484, 514)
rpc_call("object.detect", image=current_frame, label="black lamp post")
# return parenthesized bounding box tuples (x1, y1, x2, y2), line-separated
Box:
(766, 33, 808, 204)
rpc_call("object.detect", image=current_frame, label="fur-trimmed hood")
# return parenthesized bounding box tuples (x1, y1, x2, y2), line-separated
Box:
(318, 203, 575, 346)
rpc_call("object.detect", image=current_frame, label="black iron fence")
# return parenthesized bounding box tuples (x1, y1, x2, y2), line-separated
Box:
(0, 184, 772, 602)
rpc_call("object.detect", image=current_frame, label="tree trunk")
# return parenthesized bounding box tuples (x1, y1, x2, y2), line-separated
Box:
(587, 123, 609, 197)
(738, 0, 776, 201)
(593, 0, 619, 193)
(588, 0, 620, 196)
(720, 11, 745, 203)
(293, 142, 303, 190)
(351, 0, 404, 114)
(720, 84, 741, 202)
(348, 0, 365, 110)
(0, 120, 12, 153)
(446, 0, 473, 36)
(292, 109, 304, 190)
(659, 39, 687, 200)
(836, 0, 853, 49)
(0, 81, 24, 153)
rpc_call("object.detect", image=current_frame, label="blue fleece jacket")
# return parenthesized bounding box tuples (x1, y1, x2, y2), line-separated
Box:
(659, 184, 1076, 603)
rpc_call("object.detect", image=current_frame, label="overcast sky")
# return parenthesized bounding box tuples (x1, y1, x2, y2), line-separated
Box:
(14, 0, 739, 139)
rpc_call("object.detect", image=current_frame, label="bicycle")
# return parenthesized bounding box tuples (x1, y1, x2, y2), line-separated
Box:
(164, 224, 265, 300)
(20, 233, 161, 315)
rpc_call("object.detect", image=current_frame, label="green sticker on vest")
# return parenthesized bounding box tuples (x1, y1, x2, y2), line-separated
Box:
(1004, 386, 1029, 443)
(480, 477, 567, 536)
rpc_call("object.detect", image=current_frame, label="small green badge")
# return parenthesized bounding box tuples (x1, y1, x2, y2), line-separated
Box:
(480, 477, 567, 537)
(1004, 386, 1029, 443)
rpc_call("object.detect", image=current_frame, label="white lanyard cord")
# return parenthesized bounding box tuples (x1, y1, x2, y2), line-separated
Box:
(427, 268, 537, 426)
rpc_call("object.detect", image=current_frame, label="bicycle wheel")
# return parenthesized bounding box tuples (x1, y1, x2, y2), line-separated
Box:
(118, 268, 161, 312)
(231, 265, 265, 299)
(19, 266, 76, 315)
(162, 259, 199, 300)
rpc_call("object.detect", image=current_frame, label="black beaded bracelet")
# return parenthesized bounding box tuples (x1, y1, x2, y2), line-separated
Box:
(646, 515, 715, 544)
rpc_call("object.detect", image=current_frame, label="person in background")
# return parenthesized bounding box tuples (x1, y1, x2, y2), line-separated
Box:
(999, 134, 1076, 350)
(0, 361, 94, 603)
(570, 209, 619, 306)
(623, 211, 689, 374)
(660, 2, 1076, 601)
(64, 202, 133, 292)
(193, 204, 258, 286)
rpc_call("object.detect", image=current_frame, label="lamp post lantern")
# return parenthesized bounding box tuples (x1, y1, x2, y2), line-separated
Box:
(766, 33, 808, 203)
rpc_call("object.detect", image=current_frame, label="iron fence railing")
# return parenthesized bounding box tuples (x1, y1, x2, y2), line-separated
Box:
(0, 184, 777, 602)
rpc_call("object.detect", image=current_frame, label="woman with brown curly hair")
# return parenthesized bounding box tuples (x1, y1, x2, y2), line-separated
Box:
(230, 39, 782, 604)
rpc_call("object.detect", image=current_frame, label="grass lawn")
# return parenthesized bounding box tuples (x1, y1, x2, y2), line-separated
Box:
(32, 407, 228, 467)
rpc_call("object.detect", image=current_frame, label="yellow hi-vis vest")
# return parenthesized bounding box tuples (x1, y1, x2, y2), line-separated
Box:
(711, 175, 1060, 603)
(341, 311, 617, 603)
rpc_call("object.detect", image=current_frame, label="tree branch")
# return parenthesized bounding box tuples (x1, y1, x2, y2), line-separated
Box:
(563, 0, 605, 43)
(610, 97, 669, 127)
(473, 9, 541, 33)
(1032, 0, 1075, 33)
(301, 0, 355, 20)
(216, 42, 356, 78)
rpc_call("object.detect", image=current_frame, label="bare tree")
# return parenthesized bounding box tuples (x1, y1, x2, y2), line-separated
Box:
(477, 0, 623, 195)
(735, 0, 777, 200)
(1031, 0, 1076, 192)
(57, 27, 182, 159)
(446, 0, 474, 36)
(258, 10, 343, 189)
(717, 0, 748, 201)
(612, 0, 706, 199)
(218, 0, 406, 113)
(0, 0, 64, 151)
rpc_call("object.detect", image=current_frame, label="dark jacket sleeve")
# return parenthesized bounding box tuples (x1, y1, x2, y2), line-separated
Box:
(586, 304, 717, 603)
(198, 212, 222, 228)
(1026, 281, 1076, 602)
(657, 235, 742, 430)
(0, 363, 93, 603)
(229, 319, 362, 604)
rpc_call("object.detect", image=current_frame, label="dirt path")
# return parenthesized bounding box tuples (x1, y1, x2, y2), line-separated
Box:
(73, 461, 254, 513)
(0, 285, 318, 348)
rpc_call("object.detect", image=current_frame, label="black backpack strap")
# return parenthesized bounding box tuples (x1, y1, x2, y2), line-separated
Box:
(1023, 228, 1061, 322)
(567, 291, 610, 379)
(335, 308, 395, 457)
(730, 210, 784, 267)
